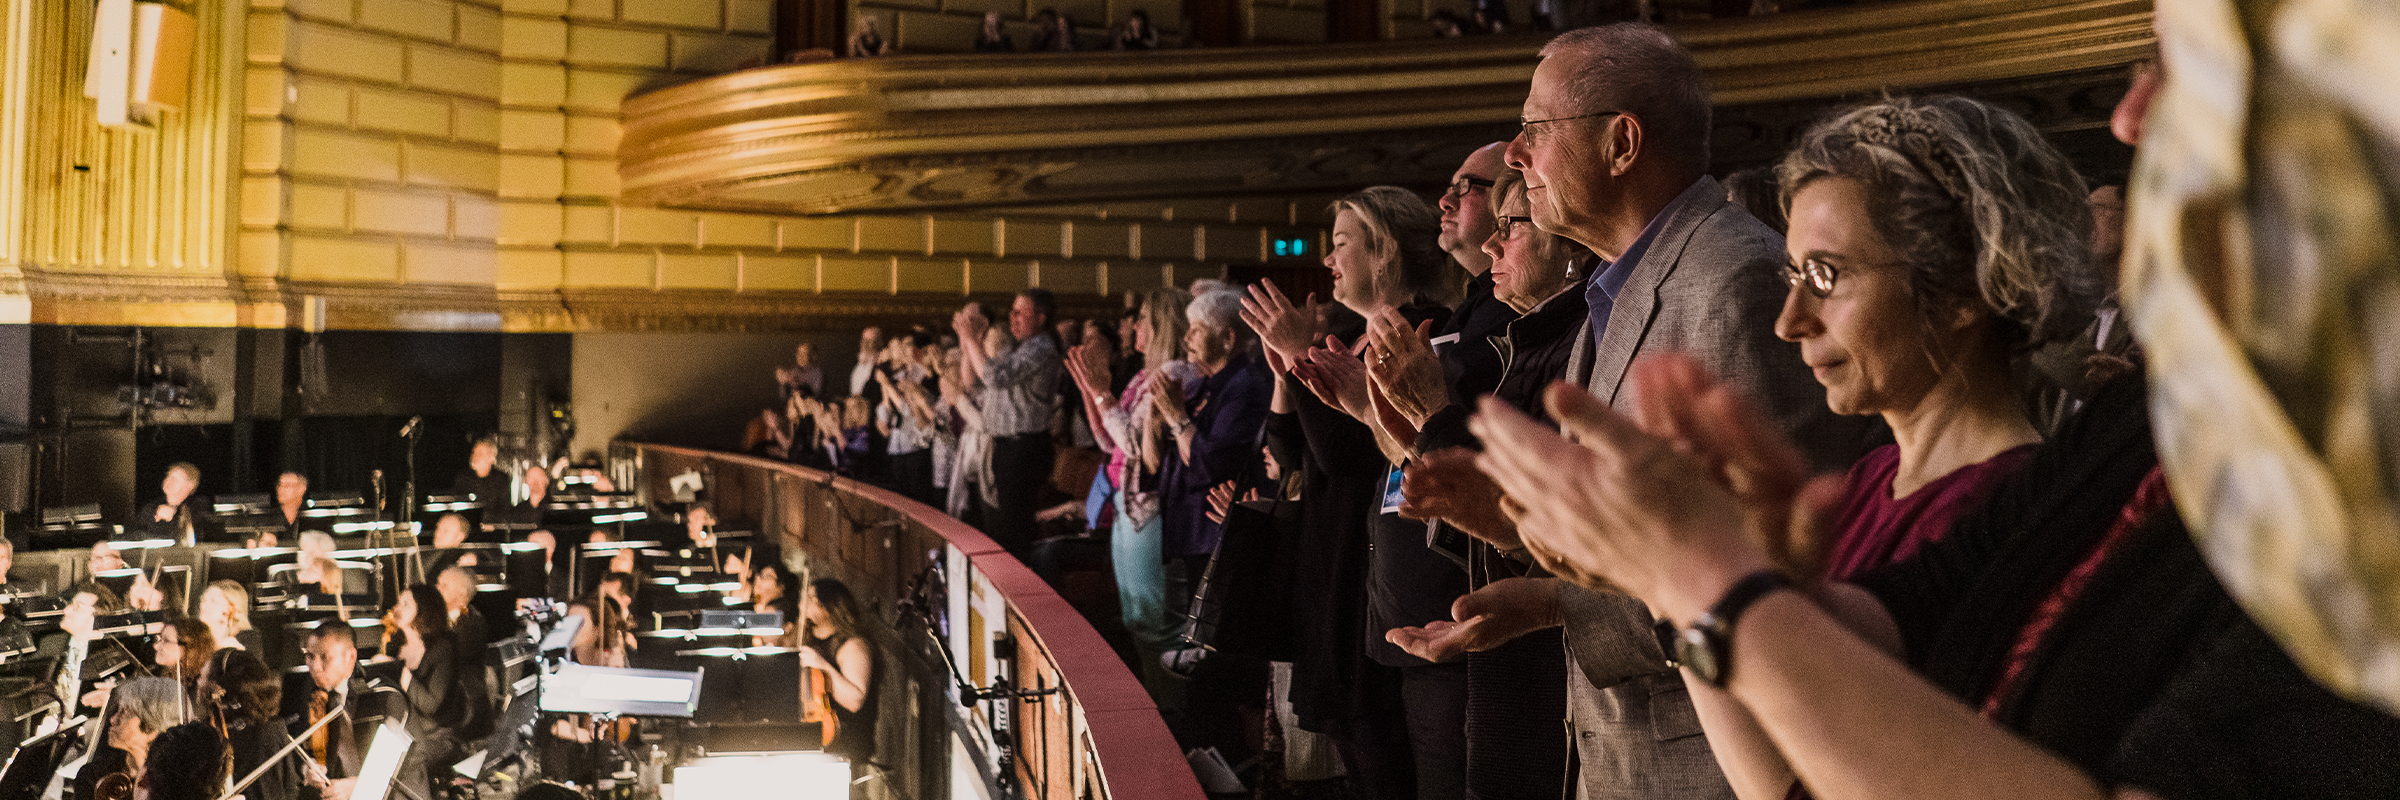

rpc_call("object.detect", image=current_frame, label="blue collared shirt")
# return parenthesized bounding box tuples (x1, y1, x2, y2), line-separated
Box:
(1585, 181, 1703, 349)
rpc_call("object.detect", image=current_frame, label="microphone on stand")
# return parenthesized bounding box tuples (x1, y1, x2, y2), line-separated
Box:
(399, 416, 423, 437)
(370, 469, 386, 513)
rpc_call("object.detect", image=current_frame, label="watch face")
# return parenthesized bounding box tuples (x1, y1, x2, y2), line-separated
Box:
(1676, 627, 1719, 684)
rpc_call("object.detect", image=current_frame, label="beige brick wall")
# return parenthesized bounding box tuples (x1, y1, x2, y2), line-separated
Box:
(226, 0, 1300, 326)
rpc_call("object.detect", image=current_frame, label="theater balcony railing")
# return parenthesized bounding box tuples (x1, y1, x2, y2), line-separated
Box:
(625, 444, 1204, 800)
(617, 0, 2151, 216)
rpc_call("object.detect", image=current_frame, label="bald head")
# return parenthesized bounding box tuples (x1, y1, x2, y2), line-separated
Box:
(1439, 142, 1510, 274)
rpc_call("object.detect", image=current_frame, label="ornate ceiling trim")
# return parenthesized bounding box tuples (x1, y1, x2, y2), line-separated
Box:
(619, 0, 2151, 215)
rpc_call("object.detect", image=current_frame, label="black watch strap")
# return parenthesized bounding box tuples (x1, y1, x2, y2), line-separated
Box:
(1676, 570, 1793, 688)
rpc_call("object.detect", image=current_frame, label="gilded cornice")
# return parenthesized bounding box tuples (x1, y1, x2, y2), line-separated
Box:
(619, 0, 2153, 215)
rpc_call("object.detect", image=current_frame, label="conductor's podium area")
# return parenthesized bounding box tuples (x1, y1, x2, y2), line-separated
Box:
(0, 444, 1198, 800)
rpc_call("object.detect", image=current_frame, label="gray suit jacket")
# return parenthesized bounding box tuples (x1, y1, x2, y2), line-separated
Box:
(1552, 177, 1879, 799)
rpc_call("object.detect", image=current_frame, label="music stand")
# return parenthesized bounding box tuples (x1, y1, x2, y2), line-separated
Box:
(349, 722, 414, 800)
(538, 663, 703, 718)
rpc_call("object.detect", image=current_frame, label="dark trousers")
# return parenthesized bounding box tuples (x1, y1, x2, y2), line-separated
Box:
(1336, 661, 1415, 800)
(983, 432, 1053, 554)
(1404, 661, 1470, 800)
(1466, 629, 1569, 800)
(886, 448, 937, 507)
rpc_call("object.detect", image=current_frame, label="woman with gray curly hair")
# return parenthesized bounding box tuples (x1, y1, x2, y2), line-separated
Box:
(1773, 94, 2098, 581)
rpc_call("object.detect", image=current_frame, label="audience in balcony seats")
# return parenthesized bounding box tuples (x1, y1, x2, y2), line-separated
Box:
(1112, 10, 1158, 50)
(974, 11, 1014, 52)
(878, 331, 944, 506)
(777, 341, 823, 402)
(1067, 289, 1195, 661)
(1239, 184, 1465, 799)
(953, 289, 1065, 555)
(1030, 8, 1074, 52)
(2026, 178, 2136, 436)
(139, 462, 222, 545)
(1158, 286, 1272, 612)
(847, 326, 884, 402)
(1470, 0, 1509, 32)
(848, 14, 888, 57)
(1389, 22, 1871, 800)
(1428, 10, 1468, 37)
(1457, 66, 2400, 800)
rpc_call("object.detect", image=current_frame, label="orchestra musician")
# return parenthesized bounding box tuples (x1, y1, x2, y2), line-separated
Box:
(75, 676, 185, 800)
(434, 565, 496, 741)
(291, 621, 397, 800)
(135, 463, 223, 545)
(484, 466, 550, 529)
(198, 580, 263, 653)
(390, 584, 467, 800)
(153, 616, 216, 700)
(566, 572, 636, 667)
(200, 647, 300, 800)
(292, 531, 348, 602)
(263, 471, 331, 548)
(797, 578, 877, 795)
(142, 721, 230, 800)
(449, 438, 511, 509)
(81, 544, 163, 612)
(47, 581, 135, 717)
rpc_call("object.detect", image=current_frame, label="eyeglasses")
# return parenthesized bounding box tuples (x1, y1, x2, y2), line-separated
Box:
(1782, 259, 1840, 298)
(1495, 215, 1535, 239)
(1443, 176, 1493, 200)
(1517, 110, 1623, 142)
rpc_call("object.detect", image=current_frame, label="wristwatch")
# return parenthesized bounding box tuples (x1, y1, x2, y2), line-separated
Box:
(1675, 570, 1793, 688)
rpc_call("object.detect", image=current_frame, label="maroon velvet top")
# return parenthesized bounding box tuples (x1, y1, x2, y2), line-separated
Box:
(1821, 443, 2036, 581)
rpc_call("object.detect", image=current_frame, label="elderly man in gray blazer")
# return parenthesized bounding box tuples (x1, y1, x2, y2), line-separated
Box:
(1391, 22, 1875, 799)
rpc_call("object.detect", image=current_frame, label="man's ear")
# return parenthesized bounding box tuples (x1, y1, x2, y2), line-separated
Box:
(1607, 115, 1645, 177)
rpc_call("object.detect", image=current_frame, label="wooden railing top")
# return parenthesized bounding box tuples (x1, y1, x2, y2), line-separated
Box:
(635, 444, 1206, 800)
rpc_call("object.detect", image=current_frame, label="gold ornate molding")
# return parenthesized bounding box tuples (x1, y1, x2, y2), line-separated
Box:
(620, 0, 2152, 215)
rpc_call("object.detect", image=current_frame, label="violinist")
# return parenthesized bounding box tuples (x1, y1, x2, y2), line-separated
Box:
(291, 621, 396, 800)
(202, 647, 300, 800)
(75, 677, 185, 800)
(392, 584, 467, 800)
(154, 616, 216, 701)
(797, 578, 877, 796)
(79, 543, 163, 612)
(566, 572, 636, 667)
(198, 580, 263, 653)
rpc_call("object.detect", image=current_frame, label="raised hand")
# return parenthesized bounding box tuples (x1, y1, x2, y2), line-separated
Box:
(1366, 378, 1420, 452)
(1239, 279, 1321, 365)
(1364, 311, 1449, 427)
(1289, 335, 1374, 423)
(1399, 447, 1518, 548)
(1204, 480, 1238, 525)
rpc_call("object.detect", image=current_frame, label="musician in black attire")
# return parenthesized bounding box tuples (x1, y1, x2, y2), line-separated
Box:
(292, 621, 399, 800)
(484, 466, 551, 529)
(142, 722, 230, 800)
(435, 565, 495, 743)
(392, 584, 467, 800)
(449, 439, 511, 509)
(798, 578, 877, 796)
(265, 471, 332, 548)
(201, 647, 300, 800)
(73, 676, 183, 800)
(135, 462, 222, 545)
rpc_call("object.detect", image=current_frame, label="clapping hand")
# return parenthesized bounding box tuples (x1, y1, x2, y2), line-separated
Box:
(1399, 447, 1518, 549)
(1364, 310, 1448, 428)
(1239, 279, 1322, 367)
(1289, 335, 1375, 423)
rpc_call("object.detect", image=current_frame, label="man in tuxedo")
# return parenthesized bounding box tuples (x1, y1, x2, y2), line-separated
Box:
(293, 621, 399, 800)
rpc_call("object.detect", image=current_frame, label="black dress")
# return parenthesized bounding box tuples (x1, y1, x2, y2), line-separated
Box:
(806, 636, 877, 763)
